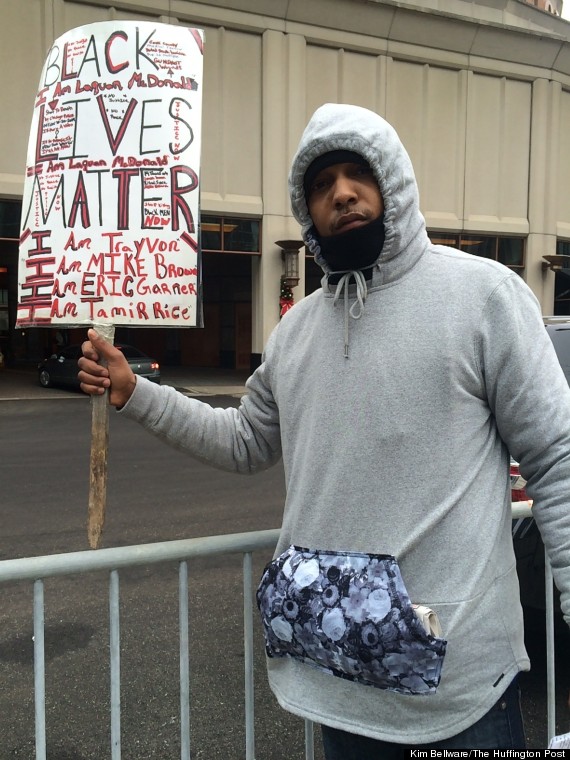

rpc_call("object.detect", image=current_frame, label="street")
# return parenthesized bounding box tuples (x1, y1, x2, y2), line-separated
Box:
(0, 393, 568, 757)
(0, 394, 312, 760)
(0, 394, 284, 558)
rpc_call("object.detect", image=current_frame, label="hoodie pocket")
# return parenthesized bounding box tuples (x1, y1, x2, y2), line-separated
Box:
(256, 545, 446, 695)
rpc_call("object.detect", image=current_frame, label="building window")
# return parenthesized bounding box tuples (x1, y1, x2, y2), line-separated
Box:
(430, 232, 525, 273)
(0, 199, 21, 240)
(0, 200, 20, 361)
(554, 240, 570, 315)
(0, 267, 8, 332)
(201, 216, 261, 254)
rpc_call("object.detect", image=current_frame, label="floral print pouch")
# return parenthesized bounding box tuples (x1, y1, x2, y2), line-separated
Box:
(256, 545, 447, 695)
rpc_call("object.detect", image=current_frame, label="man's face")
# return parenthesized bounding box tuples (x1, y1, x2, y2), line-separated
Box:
(306, 162, 384, 237)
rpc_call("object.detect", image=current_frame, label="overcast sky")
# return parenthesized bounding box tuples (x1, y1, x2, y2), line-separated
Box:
(561, 3, 570, 20)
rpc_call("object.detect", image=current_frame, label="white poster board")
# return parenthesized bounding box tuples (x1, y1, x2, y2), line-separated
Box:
(17, 21, 204, 328)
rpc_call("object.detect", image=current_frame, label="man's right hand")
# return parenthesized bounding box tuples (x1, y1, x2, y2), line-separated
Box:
(78, 329, 137, 408)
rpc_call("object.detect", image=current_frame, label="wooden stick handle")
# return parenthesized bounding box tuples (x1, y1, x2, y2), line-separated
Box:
(87, 323, 115, 549)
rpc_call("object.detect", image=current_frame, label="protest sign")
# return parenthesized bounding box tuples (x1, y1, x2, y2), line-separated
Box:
(17, 20, 204, 548)
(17, 20, 204, 329)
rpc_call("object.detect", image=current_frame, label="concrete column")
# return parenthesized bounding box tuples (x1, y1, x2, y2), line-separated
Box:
(527, 78, 560, 312)
(251, 30, 307, 362)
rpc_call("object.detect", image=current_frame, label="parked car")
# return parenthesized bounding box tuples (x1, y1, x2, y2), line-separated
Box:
(543, 316, 570, 384)
(511, 317, 570, 611)
(38, 344, 160, 389)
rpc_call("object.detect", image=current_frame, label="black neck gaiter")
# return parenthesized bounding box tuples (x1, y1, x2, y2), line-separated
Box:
(316, 214, 385, 280)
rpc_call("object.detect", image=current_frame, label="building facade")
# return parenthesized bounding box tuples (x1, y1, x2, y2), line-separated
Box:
(2, 0, 570, 369)
(522, 0, 563, 16)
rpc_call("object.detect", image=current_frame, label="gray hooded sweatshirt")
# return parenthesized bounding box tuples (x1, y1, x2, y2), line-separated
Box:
(121, 103, 570, 743)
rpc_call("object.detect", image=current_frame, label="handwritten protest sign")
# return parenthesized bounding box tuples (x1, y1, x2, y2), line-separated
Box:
(17, 20, 204, 328)
(17, 21, 204, 548)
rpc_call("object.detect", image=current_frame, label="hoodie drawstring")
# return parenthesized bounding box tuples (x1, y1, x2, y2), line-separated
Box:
(331, 270, 368, 358)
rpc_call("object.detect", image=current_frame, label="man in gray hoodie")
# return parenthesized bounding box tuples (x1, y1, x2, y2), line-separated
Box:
(79, 103, 570, 754)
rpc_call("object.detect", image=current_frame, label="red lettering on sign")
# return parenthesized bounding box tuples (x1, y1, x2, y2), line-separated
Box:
(105, 31, 128, 74)
(112, 168, 138, 229)
(97, 94, 138, 156)
(67, 172, 91, 228)
(35, 105, 59, 164)
(170, 165, 197, 232)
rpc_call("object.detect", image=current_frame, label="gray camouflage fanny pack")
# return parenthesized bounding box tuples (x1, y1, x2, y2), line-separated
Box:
(256, 545, 447, 695)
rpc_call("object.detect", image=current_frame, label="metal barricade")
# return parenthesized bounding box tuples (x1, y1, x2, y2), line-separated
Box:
(0, 505, 557, 757)
(0, 529, 286, 760)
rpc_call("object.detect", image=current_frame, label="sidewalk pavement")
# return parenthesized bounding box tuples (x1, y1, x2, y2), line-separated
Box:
(0, 365, 249, 401)
(158, 366, 249, 398)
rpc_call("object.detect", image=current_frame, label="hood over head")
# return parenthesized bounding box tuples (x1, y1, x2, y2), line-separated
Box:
(289, 103, 428, 281)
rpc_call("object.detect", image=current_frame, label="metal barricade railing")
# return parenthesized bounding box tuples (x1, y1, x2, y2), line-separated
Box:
(0, 505, 556, 757)
(0, 529, 286, 760)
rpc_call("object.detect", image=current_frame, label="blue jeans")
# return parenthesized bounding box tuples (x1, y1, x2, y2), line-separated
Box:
(321, 677, 526, 759)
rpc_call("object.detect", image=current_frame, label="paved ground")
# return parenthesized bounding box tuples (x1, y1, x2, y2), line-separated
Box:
(0, 391, 310, 760)
(0, 364, 249, 401)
